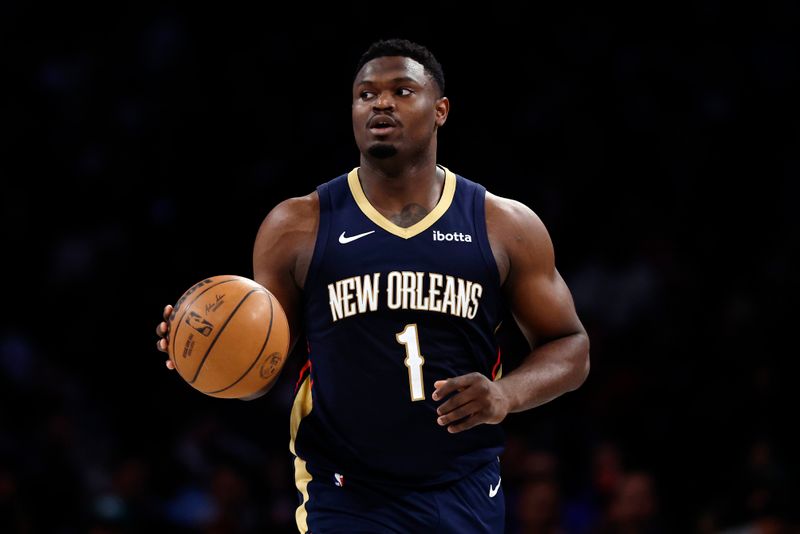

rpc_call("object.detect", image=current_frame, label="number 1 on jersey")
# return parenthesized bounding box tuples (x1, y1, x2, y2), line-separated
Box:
(396, 324, 425, 401)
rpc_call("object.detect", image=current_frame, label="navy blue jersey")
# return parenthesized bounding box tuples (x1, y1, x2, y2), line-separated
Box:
(290, 166, 505, 494)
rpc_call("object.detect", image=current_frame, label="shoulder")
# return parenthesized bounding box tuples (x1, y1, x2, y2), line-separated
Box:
(256, 191, 319, 238)
(253, 191, 319, 277)
(485, 192, 549, 239)
(253, 190, 319, 256)
(455, 172, 547, 238)
(485, 191, 555, 283)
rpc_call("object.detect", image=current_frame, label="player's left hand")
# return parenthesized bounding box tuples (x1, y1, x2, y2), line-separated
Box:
(432, 373, 510, 433)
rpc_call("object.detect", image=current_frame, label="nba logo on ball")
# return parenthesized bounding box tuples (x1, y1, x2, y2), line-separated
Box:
(185, 311, 214, 336)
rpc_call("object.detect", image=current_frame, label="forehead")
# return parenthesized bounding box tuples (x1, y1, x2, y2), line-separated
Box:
(354, 56, 429, 87)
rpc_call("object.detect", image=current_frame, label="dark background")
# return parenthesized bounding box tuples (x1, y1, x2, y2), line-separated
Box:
(3, 3, 798, 533)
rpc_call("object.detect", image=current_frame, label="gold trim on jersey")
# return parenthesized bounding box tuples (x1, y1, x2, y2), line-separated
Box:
(293, 456, 312, 533)
(290, 376, 313, 533)
(347, 166, 457, 239)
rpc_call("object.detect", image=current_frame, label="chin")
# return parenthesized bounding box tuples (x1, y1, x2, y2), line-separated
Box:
(367, 143, 398, 159)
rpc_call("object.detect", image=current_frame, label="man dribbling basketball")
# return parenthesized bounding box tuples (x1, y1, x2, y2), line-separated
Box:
(156, 38, 590, 533)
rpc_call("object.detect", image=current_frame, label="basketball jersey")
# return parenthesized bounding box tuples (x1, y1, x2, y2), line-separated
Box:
(291, 166, 505, 489)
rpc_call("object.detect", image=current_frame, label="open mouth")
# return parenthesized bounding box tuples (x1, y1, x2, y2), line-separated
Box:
(368, 115, 398, 135)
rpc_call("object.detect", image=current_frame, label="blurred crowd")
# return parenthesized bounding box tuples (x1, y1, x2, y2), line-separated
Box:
(0, 339, 795, 532)
(3, 3, 798, 533)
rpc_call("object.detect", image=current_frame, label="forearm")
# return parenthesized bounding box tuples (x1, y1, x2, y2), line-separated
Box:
(496, 332, 590, 414)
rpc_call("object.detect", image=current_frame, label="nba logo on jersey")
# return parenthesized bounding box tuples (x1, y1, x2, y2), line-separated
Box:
(334, 473, 345, 487)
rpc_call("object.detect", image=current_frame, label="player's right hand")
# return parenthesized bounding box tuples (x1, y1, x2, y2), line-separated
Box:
(155, 304, 175, 370)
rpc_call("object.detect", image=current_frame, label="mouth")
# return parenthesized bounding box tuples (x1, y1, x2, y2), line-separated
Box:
(368, 115, 398, 136)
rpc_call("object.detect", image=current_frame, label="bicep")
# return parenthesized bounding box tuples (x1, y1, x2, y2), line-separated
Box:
(508, 265, 583, 348)
(252, 196, 317, 351)
(500, 204, 584, 348)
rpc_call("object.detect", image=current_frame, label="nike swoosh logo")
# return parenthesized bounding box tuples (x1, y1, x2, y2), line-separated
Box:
(489, 476, 501, 498)
(338, 230, 375, 244)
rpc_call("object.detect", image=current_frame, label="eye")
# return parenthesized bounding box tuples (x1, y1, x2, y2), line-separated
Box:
(359, 91, 376, 101)
(397, 88, 414, 96)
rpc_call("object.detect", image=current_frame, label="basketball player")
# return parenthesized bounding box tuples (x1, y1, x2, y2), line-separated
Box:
(156, 39, 590, 532)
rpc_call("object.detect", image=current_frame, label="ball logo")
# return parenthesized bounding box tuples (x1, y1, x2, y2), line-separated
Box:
(432, 230, 472, 242)
(185, 311, 214, 336)
(259, 352, 283, 379)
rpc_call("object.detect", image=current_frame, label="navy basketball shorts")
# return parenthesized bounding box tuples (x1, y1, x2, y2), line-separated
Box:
(296, 457, 504, 533)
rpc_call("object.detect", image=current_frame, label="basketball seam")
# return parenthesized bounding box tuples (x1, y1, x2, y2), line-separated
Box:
(170, 277, 242, 374)
(204, 290, 274, 395)
(189, 288, 262, 384)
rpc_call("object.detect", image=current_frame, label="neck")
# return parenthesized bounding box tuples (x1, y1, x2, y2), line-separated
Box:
(357, 154, 445, 226)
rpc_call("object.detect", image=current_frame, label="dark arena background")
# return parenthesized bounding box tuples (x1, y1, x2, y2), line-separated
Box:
(3, 4, 798, 533)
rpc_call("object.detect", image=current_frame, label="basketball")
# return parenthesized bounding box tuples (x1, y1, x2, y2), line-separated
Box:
(167, 275, 290, 399)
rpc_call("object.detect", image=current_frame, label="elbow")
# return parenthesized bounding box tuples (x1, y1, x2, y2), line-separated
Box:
(571, 332, 591, 391)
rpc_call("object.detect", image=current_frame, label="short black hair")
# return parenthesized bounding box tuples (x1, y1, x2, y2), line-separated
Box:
(355, 38, 445, 96)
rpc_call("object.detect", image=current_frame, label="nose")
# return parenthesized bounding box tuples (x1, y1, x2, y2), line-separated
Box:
(373, 91, 395, 111)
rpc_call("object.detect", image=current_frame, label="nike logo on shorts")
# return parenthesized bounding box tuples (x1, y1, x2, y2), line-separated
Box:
(489, 476, 501, 498)
(338, 230, 375, 244)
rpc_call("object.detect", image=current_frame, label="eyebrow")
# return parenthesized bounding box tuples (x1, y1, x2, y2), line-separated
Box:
(357, 76, 423, 86)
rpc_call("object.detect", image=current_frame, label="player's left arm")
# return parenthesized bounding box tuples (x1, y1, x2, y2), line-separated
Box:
(433, 194, 590, 433)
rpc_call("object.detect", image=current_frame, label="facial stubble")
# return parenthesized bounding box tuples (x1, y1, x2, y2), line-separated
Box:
(367, 143, 398, 159)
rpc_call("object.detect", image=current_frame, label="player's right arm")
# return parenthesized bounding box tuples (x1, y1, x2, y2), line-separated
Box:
(251, 192, 319, 354)
(155, 192, 319, 369)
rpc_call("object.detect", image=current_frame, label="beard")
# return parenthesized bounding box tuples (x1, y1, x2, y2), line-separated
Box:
(367, 143, 398, 159)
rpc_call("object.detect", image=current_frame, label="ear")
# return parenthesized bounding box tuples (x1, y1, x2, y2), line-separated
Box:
(434, 97, 450, 128)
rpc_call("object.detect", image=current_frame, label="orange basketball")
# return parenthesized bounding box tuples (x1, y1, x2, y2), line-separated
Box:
(167, 275, 290, 399)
